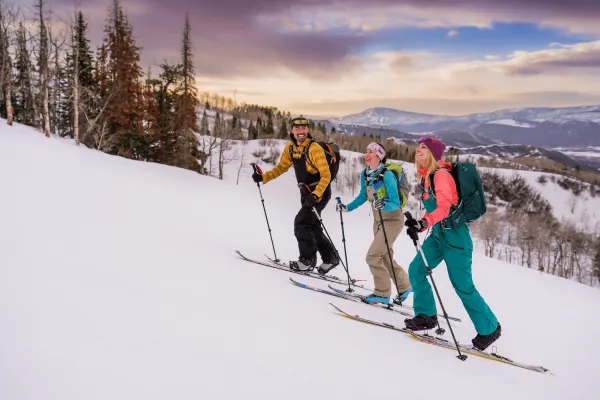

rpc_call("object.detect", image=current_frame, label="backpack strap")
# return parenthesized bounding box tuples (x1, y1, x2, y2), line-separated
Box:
(289, 139, 316, 170)
(427, 167, 450, 198)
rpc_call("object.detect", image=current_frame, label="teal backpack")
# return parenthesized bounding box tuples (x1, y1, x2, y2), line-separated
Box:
(430, 162, 486, 229)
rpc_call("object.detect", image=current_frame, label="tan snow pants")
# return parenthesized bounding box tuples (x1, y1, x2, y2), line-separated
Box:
(366, 208, 411, 297)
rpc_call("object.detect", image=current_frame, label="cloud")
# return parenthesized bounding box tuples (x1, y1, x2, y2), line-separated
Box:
(447, 30, 459, 37)
(41, 0, 600, 117)
(389, 54, 415, 74)
(46, 0, 600, 83)
(285, 91, 600, 117)
(258, 0, 600, 35)
(451, 40, 600, 76)
(47, 0, 371, 81)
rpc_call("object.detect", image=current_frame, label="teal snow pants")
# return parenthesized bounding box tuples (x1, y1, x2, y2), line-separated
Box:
(408, 194, 499, 336)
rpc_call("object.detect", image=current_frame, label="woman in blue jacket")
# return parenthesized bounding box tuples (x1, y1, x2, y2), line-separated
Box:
(337, 142, 412, 305)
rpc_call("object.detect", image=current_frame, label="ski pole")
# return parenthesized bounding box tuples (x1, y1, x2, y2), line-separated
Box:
(374, 193, 404, 304)
(251, 163, 279, 262)
(335, 197, 352, 293)
(404, 211, 467, 361)
(299, 183, 354, 292)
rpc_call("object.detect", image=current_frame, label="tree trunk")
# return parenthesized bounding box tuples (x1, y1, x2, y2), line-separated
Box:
(5, 88, 12, 125)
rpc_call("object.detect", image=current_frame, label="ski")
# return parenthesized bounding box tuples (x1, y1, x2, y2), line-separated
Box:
(330, 303, 553, 375)
(289, 277, 419, 319)
(327, 284, 462, 323)
(264, 254, 370, 287)
(235, 250, 373, 291)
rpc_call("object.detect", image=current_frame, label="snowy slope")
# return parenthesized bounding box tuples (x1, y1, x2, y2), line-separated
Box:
(486, 119, 534, 128)
(478, 166, 600, 232)
(1, 120, 600, 400)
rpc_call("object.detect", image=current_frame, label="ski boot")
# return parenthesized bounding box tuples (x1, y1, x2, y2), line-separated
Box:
(362, 293, 390, 305)
(289, 255, 317, 272)
(472, 322, 502, 351)
(404, 314, 438, 331)
(393, 288, 413, 306)
(317, 254, 340, 275)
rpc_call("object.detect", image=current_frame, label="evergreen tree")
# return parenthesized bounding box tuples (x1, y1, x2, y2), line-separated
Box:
(248, 119, 257, 140)
(200, 108, 209, 136)
(13, 22, 35, 125)
(594, 238, 600, 280)
(172, 12, 201, 172)
(64, 11, 96, 138)
(101, 0, 148, 158)
(149, 62, 181, 164)
(279, 117, 288, 139)
(266, 112, 274, 136)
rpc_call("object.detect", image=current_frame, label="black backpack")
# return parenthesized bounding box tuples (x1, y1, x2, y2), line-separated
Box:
(289, 140, 341, 181)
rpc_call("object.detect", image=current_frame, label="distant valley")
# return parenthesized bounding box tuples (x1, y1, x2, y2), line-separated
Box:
(317, 104, 600, 171)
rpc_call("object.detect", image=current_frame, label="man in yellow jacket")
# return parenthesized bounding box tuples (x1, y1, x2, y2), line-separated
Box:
(252, 117, 339, 274)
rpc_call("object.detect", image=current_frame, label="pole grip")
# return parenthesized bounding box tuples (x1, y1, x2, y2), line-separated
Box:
(251, 162, 263, 175)
(335, 196, 341, 204)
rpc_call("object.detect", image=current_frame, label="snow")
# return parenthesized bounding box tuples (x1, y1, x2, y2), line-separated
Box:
(333, 105, 600, 128)
(1, 119, 600, 400)
(561, 150, 600, 158)
(487, 119, 533, 128)
(482, 167, 600, 233)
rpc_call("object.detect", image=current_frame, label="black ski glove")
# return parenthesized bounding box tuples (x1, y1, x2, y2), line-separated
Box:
(405, 217, 428, 233)
(252, 171, 263, 183)
(303, 194, 318, 207)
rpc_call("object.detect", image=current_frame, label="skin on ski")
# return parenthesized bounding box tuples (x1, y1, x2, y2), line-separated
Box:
(327, 284, 463, 323)
(235, 250, 373, 290)
(289, 277, 416, 318)
(330, 303, 553, 375)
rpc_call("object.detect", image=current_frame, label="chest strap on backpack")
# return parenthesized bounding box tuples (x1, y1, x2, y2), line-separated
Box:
(290, 141, 317, 170)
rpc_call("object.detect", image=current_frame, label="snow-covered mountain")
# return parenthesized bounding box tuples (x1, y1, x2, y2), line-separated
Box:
(333, 105, 600, 129)
(329, 105, 600, 149)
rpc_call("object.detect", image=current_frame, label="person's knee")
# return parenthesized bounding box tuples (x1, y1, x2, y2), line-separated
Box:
(449, 271, 476, 296)
(408, 258, 425, 285)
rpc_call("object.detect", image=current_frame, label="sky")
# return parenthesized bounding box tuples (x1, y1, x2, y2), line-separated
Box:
(14, 0, 600, 117)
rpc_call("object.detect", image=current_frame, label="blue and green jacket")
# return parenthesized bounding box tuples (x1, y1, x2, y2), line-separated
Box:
(347, 163, 400, 212)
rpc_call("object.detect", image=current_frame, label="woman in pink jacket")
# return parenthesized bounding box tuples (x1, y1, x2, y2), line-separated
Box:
(403, 135, 501, 351)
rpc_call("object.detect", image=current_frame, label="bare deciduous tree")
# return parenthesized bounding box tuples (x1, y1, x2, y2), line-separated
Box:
(35, 0, 50, 137)
(0, 0, 16, 126)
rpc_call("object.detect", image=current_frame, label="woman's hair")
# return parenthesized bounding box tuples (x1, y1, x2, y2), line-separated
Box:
(415, 145, 440, 184)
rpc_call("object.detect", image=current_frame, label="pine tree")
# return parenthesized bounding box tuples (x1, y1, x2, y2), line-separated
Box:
(65, 11, 96, 141)
(149, 62, 181, 164)
(101, 0, 148, 158)
(171, 12, 201, 172)
(594, 238, 600, 280)
(13, 22, 35, 125)
(279, 117, 288, 139)
(266, 112, 274, 136)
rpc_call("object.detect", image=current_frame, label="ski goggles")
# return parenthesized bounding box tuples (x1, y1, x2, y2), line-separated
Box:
(419, 134, 437, 144)
(291, 118, 309, 127)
